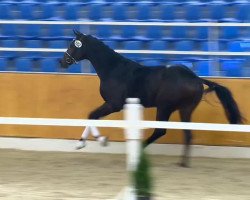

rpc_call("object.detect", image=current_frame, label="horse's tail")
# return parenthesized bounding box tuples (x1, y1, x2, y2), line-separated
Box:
(202, 78, 244, 124)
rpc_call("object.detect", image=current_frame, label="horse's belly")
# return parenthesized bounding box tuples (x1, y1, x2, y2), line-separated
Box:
(129, 91, 157, 108)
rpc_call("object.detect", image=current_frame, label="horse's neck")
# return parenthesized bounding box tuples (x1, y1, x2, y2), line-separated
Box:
(87, 46, 123, 79)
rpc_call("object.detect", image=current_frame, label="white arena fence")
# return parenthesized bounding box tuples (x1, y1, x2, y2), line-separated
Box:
(0, 98, 250, 200)
(0, 20, 249, 198)
(0, 20, 249, 57)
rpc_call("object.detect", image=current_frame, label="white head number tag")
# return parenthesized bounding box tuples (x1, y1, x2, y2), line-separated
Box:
(74, 40, 82, 48)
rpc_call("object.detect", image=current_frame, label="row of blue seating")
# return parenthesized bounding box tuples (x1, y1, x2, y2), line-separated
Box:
(0, 1, 248, 77)
(0, 57, 76, 73)
(95, 26, 249, 41)
(0, 57, 249, 77)
(145, 58, 249, 77)
(1, 0, 249, 5)
(0, 39, 249, 56)
(0, 25, 248, 41)
(0, 2, 249, 22)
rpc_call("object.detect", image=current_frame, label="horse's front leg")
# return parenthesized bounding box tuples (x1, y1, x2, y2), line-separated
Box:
(76, 102, 120, 149)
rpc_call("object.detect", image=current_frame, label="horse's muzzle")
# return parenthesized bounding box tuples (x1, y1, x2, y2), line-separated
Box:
(59, 59, 69, 68)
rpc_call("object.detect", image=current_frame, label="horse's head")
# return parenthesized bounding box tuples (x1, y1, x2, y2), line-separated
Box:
(59, 30, 88, 68)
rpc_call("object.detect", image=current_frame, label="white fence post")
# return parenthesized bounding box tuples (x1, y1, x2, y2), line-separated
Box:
(124, 98, 143, 171)
(122, 98, 143, 200)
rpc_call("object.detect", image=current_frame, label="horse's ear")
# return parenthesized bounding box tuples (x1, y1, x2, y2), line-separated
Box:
(73, 29, 82, 36)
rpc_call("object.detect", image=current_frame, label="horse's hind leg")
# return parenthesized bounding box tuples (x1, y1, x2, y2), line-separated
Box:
(144, 107, 173, 147)
(179, 107, 195, 167)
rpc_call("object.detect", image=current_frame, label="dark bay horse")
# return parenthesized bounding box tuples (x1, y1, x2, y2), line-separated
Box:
(59, 30, 243, 167)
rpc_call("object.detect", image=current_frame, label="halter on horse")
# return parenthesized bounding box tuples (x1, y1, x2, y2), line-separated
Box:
(59, 30, 243, 167)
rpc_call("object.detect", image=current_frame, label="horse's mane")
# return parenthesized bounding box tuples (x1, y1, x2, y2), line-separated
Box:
(86, 35, 130, 62)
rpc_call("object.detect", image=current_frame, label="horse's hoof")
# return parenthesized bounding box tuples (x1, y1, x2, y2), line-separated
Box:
(75, 140, 86, 149)
(99, 136, 108, 146)
(177, 162, 190, 168)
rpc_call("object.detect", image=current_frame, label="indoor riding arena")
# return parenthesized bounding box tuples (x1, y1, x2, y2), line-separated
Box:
(0, 0, 250, 200)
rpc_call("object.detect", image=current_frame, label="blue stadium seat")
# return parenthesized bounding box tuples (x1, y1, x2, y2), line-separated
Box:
(41, 25, 72, 40)
(50, 0, 80, 3)
(0, 4, 14, 20)
(230, 0, 249, 4)
(131, 3, 152, 21)
(47, 40, 67, 58)
(239, 26, 250, 40)
(228, 41, 250, 52)
(145, 26, 163, 40)
(0, 58, 8, 71)
(235, 3, 250, 22)
(112, 3, 128, 21)
(20, 0, 39, 3)
(23, 40, 43, 59)
(18, 25, 42, 40)
(175, 40, 195, 51)
(69, 0, 106, 5)
(88, 4, 105, 21)
(1, 40, 19, 58)
(2, 0, 38, 2)
(218, 40, 228, 51)
(76, 60, 95, 73)
(157, 4, 175, 22)
(170, 27, 187, 40)
(185, 4, 202, 22)
(39, 3, 62, 20)
(17, 3, 38, 20)
(63, 3, 79, 20)
(208, 4, 226, 21)
(195, 27, 209, 41)
(192, 1, 229, 22)
(227, 41, 237, 51)
(112, 26, 137, 41)
(221, 60, 243, 77)
(67, 63, 82, 73)
(1, 0, 17, 4)
(211, 3, 250, 22)
(132, 26, 163, 41)
(148, 40, 168, 50)
(123, 41, 143, 50)
(195, 60, 211, 76)
(15, 58, 33, 72)
(147, 40, 168, 60)
(243, 58, 250, 76)
(40, 58, 59, 72)
(201, 41, 219, 51)
(123, 41, 143, 60)
(141, 59, 163, 67)
(48, 40, 67, 48)
(220, 27, 239, 40)
(39, 3, 54, 19)
(0, 24, 19, 40)
(95, 25, 113, 40)
(174, 40, 197, 60)
(89, 64, 96, 73)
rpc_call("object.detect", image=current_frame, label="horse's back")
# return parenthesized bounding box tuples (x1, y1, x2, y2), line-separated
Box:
(131, 65, 202, 108)
(155, 65, 203, 107)
(164, 64, 198, 78)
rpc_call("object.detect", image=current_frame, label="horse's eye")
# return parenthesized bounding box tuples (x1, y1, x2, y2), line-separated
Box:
(66, 58, 71, 64)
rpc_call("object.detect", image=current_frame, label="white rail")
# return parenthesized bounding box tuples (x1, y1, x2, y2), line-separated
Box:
(0, 117, 249, 132)
(0, 48, 249, 56)
(0, 21, 249, 56)
(0, 20, 249, 27)
(0, 98, 249, 200)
